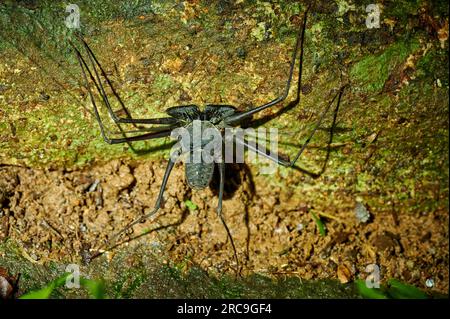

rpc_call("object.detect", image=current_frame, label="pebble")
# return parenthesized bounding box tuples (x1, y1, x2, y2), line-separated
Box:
(355, 201, 371, 223)
(425, 278, 434, 288)
(337, 263, 353, 284)
(274, 227, 283, 235)
(79, 223, 87, 233)
(88, 179, 100, 192)
(139, 57, 151, 67)
(236, 47, 246, 59)
(39, 92, 50, 101)
(0, 276, 13, 299)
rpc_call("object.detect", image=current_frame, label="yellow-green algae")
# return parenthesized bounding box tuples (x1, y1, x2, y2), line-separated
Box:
(0, 0, 448, 298)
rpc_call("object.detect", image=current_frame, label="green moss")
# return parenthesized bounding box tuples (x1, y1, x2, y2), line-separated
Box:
(0, 0, 448, 298)
(0, 239, 364, 299)
(350, 37, 420, 92)
(385, 0, 421, 22)
(153, 74, 175, 92)
(416, 47, 449, 86)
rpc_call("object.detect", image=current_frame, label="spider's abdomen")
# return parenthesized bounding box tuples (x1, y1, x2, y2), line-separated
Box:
(185, 160, 215, 190)
(183, 120, 220, 190)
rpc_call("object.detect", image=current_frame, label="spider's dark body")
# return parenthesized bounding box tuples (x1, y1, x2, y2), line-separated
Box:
(167, 104, 237, 190)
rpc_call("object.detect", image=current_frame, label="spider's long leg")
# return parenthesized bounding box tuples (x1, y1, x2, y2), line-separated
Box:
(217, 162, 240, 274)
(74, 47, 175, 144)
(76, 35, 135, 126)
(235, 85, 345, 168)
(288, 85, 345, 167)
(108, 126, 175, 135)
(224, 7, 308, 125)
(77, 37, 196, 125)
(71, 41, 178, 126)
(93, 155, 179, 258)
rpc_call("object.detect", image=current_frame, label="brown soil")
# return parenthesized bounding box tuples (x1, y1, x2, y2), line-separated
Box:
(0, 0, 448, 297)
(0, 159, 448, 293)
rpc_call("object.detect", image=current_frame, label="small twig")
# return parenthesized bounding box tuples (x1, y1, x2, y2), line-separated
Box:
(41, 219, 63, 239)
(19, 247, 41, 265)
(314, 210, 345, 224)
(268, 271, 303, 275)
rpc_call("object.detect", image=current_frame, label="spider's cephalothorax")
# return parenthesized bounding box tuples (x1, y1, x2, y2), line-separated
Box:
(166, 104, 237, 190)
(166, 104, 237, 124)
(71, 7, 346, 270)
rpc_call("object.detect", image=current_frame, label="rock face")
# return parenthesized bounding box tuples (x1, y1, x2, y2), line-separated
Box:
(0, 1, 448, 295)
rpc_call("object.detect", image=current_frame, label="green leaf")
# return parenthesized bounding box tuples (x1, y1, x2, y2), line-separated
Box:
(20, 273, 70, 299)
(80, 278, 106, 299)
(355, 279, 389, 299)
(185, 200, 198, 211)
(19, 282, 56, 299)
(356, 279, 429, 299)
(310, 211, 326, 236)
(20, 273, 106, 299)
(54, 273, 71, 287)
(387, 279, 428, 299)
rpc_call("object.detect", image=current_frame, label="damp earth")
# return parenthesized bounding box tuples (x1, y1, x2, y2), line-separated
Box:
(0, 0, 448, 297)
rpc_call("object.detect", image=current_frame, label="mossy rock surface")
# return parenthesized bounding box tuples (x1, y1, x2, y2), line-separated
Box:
(0, 0, 448, 298)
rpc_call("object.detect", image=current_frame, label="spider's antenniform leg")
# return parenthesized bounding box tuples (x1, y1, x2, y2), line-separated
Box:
(74, 37, 178, 126)
(217, 161, 240, 274)
(97, 153, 179, 256)
(73, 46, 175, 144)
(235, 85, 346, 167)
(224, 7, 309, 126)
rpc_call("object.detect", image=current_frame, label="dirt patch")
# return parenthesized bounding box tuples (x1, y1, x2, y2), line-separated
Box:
(0, 159, 448, 293)
(0, 0, 448, 297)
